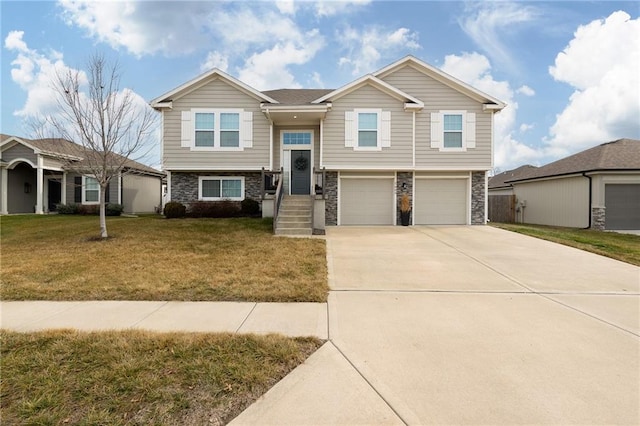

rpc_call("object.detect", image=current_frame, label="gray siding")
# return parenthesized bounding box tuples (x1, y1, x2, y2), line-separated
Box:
(322, 84, 413, 169)
(7, 163, 37, 213)
(123, 174, 162, 213)
(163, 77, 270, 170)
(64, 172, 121, 205)
(380, 65, 493, 169)
(2, 143, 37, 165)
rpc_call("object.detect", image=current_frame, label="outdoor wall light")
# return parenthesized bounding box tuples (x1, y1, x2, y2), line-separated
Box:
(24, 182, 31, 193)
(401, 182, 407, 190)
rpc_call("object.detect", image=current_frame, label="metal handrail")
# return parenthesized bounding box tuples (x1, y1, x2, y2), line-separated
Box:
(272, 167, 284, 233)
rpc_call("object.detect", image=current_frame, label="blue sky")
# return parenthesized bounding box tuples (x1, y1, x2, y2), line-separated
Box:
(2, 0, 638, 170)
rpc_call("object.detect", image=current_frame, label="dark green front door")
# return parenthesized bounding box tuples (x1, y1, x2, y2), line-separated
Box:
(291, 150, 311, 195)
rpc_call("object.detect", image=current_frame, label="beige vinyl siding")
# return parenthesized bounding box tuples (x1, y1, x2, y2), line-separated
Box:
(513, 176, 589, 227)
(123, 174, 162, 213)
(273, 125, 321, 171)
(322, 85, 413, 169)
(380, 65, 492, 169)
(163, 77, 270, 170)
(2, 144, 37, 165)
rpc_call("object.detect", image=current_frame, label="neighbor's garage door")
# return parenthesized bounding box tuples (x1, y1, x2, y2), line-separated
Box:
(414, 179, 467, 225)
(605, 184, 640, 230)
(340, 178, 394, 225)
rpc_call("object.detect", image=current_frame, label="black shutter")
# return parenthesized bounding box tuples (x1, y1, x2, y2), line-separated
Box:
(74, 177, 82, 203)
(105, 183, 110, 203)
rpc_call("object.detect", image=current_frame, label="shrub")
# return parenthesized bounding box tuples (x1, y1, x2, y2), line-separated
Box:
(56, 203, 79, 214)
(164, 201, 186, 219)
(187, 201, 241, 218)
(241, 198, 260, 216)
(106, 203, 124, 216)
(77, 204, 99, 215)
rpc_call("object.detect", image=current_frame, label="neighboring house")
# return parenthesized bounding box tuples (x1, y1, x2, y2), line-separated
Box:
(488, 165, 538, 196)
(504, 139, 640, 230)
(487, 165, 538, 223)
(0, 134, 164, 214)
(150, 55, 506, 230)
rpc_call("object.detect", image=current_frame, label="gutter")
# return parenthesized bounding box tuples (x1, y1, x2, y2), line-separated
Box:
(582, 172, 592, 229)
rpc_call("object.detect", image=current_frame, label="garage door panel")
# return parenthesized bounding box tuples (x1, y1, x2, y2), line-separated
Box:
(340, 178, 394, 225)
(605, 184, 640, 230)
(415, 179, 467, 225)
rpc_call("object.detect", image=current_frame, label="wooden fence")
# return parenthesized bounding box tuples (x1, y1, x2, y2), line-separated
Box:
(488, 194, 516, 223)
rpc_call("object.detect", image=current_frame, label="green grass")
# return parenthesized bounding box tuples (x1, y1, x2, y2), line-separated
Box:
(1, 330, 322, 425)
(491, 223, 640, 266)
(0, 215, 328, 302)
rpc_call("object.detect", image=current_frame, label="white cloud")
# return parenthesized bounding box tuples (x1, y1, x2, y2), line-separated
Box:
(519, 123, 534, 133)
(459, 2, 538, 73)
(276, 0, 295, 15)
(200, 51, 229, 72)
(309, 71, 324, 88)
(314, 0, 371, 17)
(5, 30, 29, 52)
(441, 52, 544, 169)
(517, 85, 535, 96)
(545, 11, 640, 155)
(338, 25, 420, 75)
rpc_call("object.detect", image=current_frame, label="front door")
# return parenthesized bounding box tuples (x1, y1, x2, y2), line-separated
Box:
(290, 150, 311, 195)
(48, 179, 62, 212)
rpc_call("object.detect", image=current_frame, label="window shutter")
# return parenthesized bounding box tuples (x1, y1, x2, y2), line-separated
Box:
(74, 176, 82, 203)
(430, 112, 442, 149)
(181, 111, 192, 148)
(466, 112, 476, 149)
(105, 183, 110, 203)
(344, 111, 355, 147)
(381, 111, 391, 148)
(242, 111, 253, 148)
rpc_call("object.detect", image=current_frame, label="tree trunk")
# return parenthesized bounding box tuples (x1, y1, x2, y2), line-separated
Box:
(100, 183, 108, 238)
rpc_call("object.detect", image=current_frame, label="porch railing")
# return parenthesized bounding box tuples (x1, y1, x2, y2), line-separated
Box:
(313, 167, 326, 199)
(271, 167, 284, 233)
(261, 167, 282, 200)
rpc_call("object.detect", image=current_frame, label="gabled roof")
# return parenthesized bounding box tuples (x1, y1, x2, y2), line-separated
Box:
(508, 139, 640, 183)
(0, 133, 163, 176)
(150, 68, 278, 108)
(312, 74, 424, 109)
(374, 55, 506, 110)
(262, 89, 333, 105)
(489, 165, 538, 189)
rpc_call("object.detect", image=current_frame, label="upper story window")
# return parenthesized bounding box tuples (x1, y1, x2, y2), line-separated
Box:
(182, 109, 252, 151)
(344, 109, 391, 151)
(431, 111, 476, 152)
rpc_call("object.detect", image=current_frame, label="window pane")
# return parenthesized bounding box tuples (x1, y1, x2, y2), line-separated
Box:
(85, 177, 99, 190)
(195, 131, 215, 147)
(202, 179, 221, 198)
(221, 179, 241, 198)
(283, 132, 311, 145)
(358, 130, 378, 147)
(443, 114, 462, 131)
(220, 113, 239, 130)
(86, 190, 99, 202)
(443, 132, 463, 148)
(358, 113, 377, 130)
(220, 131, 239, 147)
(195, 113, 215, 130)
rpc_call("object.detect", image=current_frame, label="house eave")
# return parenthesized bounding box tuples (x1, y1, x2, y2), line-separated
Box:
(507, 168, 640, 184)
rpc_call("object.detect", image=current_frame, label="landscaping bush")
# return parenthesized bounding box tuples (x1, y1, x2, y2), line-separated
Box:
(187, 201, 241, 218)
(77, 204, 99, 215)
(241, 198, 261, 216)
(56, 203, 79, 214)
(164, 201, 186, 219)
(105, 203, 124, 216)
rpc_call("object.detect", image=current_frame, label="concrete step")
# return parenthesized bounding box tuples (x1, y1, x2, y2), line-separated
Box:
(277, 216, 312, 223)
(275, 227, 313, 236)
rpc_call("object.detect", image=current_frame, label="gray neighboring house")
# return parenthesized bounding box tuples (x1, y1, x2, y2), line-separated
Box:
(151, 55, 506, 230)
(488, 165, 538, 196)
(503, 139, 640, 230)
(0, 134, 164, 214)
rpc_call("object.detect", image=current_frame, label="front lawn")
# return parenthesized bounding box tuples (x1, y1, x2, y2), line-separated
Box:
(491, 223, 640, 266)
(0, 215, 328, 302)
(0, 330, 322, 425)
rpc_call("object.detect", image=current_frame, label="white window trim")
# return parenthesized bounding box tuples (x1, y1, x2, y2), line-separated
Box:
(440, 110, 466, 152)
(192, 108, 244, 152)
(354, 108, 382, 151)
(82, 175, 100, 205)
(198, 176, 245, 201)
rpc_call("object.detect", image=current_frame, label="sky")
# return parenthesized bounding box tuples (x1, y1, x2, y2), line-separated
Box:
(1, 0, 639, 171)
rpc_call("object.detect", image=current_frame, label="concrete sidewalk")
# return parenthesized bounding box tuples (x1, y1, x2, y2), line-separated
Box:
(0, 301, 328, 338)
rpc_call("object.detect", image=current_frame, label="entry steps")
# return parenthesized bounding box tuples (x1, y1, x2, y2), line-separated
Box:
(275, 195, 313, 236)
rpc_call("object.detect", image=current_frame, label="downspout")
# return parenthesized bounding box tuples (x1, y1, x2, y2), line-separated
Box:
(582, 172, 592, 229)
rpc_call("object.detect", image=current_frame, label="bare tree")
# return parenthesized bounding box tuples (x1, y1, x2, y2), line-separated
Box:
(42, 54, 157, 238)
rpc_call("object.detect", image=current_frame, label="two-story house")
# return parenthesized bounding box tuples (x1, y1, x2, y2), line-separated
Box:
(151, 56, 505, 233)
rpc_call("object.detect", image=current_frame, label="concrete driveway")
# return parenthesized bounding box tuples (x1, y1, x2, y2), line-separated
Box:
(232, 226, 639, 425)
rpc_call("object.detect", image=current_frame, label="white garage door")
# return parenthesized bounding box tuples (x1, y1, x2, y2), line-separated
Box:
(415, 179, 467, 225)
(340, 178, 394, 225)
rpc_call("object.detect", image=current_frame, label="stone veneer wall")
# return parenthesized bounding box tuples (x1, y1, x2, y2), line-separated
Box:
(324, 172, 338, 226)
(171, 172, 262, 205)
(396, 172, 413, 225)
(591, 207, 605, 230)
(471, 171, 486, 225)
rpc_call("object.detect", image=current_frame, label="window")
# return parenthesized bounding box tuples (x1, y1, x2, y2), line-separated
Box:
(283, 132, 311, 145)
(220, 113, 239, 147)
(183, 109, 249, 150)
(199, 176, 245, 201)
(443, 114, 463, 148)
(84, 176, 99, 204)
(195, 113, 215, 147)
(358, 112, 378, 147)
